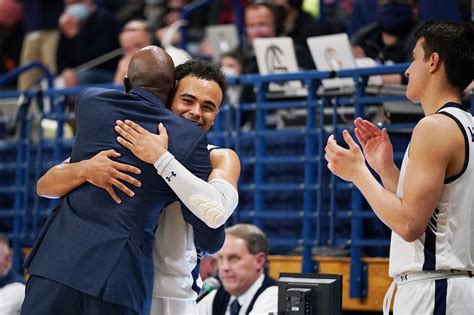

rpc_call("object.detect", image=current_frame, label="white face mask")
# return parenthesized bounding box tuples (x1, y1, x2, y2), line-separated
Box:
(221, 66, 238, 78)
(66, 3, 89, 21)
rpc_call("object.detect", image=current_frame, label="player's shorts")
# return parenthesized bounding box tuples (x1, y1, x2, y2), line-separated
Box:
(384, 270, 474, 314)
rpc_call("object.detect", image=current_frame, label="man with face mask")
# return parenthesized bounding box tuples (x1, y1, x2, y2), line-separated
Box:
(351, 0, 420, 83)
(272, 0, 328, 69)
(57, 0, 121, 87)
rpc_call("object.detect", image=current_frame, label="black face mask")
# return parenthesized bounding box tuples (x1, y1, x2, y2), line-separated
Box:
(377, 3, 415, 36)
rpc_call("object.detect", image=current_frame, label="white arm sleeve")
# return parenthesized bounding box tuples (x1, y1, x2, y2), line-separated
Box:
(154, 151, 238, 228)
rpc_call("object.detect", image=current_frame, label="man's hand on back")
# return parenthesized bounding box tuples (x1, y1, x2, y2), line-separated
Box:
(115, 119, 169, 164)
(80, 149, 142, 204)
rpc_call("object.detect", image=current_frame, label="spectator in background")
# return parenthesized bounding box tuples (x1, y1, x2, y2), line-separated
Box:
(219, 51, 244, 107)
(113, 20, 152, 84)
(206, 0, 249, 26)
(112, 18, 190, 82)
(57, 0, 121, 87)
(230, 2, 284, 127)
(155, 0, 187, 47)
(272, 0, 328, 69)
(96, 0, 146, 25)
(227, 1, 279, 79)
(347, 0, 378, 36)
(155, 0, 207, 52)
(17, 0, 63, 91)
(0, 0, 23, 89)
(198, 224, 278, 315)
(351, 0, 419, 84)
(219, 51, 243, 78)
(199, 255, 218, 281)
(0, 234, 25, 315)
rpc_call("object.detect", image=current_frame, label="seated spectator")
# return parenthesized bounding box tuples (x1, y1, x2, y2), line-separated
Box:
(96, 0, 146, 25)
(272, 0, 328, 69)
(57, 0, 121, 87)
(155, 0, 188, 47)
(219, 51, 244, 106)
(347, 0, 378, 36)
(113, 20, 151, 84)
(0, 0, 23, 90)
(233, 1, 280, 127)
(155, 0, 207, 52)
(199, 255, 218, 281)
(198, 224, 278, 315)
(351, 0, 419, 84)
(236, 1, 280, 77)
(18, 0, 63, 91)
(0, 234, 25, 315)
(113, 19, 190, 85)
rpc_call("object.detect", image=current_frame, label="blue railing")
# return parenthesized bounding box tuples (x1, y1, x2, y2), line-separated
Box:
(2, 64, 471, 299)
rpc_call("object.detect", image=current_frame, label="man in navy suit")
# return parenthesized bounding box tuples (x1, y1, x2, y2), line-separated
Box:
(21, 46, 220, 315)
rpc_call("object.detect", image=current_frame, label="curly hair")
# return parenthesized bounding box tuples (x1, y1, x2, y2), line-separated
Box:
(175, 59, 227, 97)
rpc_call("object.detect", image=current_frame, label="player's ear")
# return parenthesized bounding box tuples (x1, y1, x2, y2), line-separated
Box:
(429, 52, 440, 73)
(123, 76, 131, 93)
(166, 80, 179, 109)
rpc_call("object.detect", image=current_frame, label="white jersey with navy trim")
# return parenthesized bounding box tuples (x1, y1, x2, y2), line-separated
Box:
(152, 144, 221, 301)
(389, 104, 474, 277)
(152, 201, 201, 301)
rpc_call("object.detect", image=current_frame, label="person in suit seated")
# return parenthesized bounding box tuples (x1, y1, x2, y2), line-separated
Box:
(21, 46, 222, 315)
(0, 234, 25, 315)
(198, 224, 278, 315)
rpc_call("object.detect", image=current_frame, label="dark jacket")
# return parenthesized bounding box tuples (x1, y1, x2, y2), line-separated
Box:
(25, 87, 216, 314)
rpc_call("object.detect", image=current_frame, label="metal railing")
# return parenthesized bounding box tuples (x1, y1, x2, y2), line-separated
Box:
(2, 64, 471, 298)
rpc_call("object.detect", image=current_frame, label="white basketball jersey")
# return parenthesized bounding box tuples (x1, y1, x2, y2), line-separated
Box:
(152, 145, 220, 299)
(152, 201, 201, 300)
(389, 104, 474, 276)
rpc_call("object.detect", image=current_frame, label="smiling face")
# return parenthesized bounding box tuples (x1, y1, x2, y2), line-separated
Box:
(217, 234, 265, 297)
(170, 75, 223, 131)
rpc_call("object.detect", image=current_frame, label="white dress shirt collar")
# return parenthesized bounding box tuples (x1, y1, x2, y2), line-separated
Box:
(227, 273, 265, 315)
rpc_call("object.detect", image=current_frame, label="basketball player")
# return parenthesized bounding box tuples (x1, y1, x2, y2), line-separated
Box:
(37, 59, 241, 314)
(325, 21, 474, 314)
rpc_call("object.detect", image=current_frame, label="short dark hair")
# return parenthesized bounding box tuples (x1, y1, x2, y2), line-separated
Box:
(415, 21, 474, 91)
(175, 59, 227, 100)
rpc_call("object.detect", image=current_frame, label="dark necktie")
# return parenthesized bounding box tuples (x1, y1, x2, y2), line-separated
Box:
(230, 299, 241, 315)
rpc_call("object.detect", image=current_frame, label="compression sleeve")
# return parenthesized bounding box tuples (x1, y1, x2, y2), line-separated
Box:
(154, 151, 239, 228)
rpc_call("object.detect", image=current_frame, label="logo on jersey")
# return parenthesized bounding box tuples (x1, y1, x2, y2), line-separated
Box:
(166, 171, 177, 182)
(468, 126, 474, 142)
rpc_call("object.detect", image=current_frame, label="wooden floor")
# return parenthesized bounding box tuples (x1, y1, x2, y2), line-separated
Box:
(268, 255, 393, 312)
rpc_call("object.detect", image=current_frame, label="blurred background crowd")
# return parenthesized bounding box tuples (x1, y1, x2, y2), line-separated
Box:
(0, 0, 471, 94)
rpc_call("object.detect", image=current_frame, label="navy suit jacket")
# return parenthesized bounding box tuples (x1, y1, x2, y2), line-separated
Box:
(25, 87, 224, 314)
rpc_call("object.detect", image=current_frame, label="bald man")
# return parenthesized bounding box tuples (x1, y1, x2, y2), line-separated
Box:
(21, 46, 216, 315)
